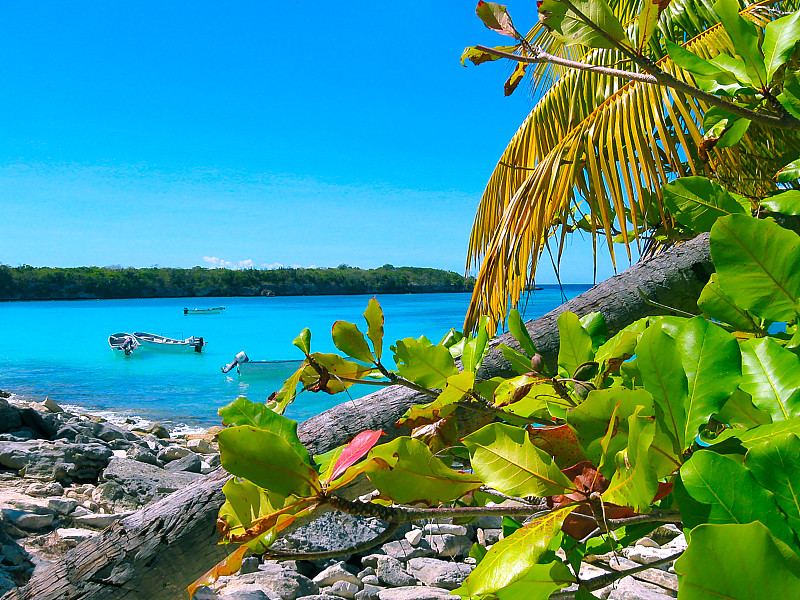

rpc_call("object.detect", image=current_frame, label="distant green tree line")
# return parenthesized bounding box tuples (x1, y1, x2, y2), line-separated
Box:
(0, 264, 474, 300)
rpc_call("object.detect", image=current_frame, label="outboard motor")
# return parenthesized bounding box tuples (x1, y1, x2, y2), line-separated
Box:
(221, 351, 249, 373)
(193, 337, 205, 353)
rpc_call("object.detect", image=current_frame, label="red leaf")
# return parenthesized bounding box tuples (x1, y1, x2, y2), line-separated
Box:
(476, 1, 518, 38)
(527, 424, 588, 469)
(330, 429, 384, 481)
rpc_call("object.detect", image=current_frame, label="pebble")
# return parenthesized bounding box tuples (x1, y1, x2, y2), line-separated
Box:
(313, 562, 361, 587)
(376, 556, 416, 587)
(329, 580, 360, 599)
(623, 546, 682, 565)
(421, 524, 467, 536)
(404, 529, 422, 546)
(635, 536, 660, 548)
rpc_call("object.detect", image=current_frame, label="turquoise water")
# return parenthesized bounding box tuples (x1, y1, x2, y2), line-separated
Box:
(0, 287, 589, 431)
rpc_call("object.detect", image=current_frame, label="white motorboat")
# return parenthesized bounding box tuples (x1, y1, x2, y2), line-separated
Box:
(108, 333, 140, 356)
(183, 306, 225, 315)
(221, 351, 301, 378)
(133, 332, 206, 353)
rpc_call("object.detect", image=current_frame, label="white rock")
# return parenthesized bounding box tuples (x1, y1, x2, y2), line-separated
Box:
(54, 527, 100, 546)
(313, 562, 361, 587)
(422, 523, 467, 536)
(9, 512, 53, 530)
(607, 575, 674, 600)
(662, 533, 687, 551)
(623, 546, 682, 565)
(404, 529, 423, 546)
(186, 438, 215, 453)
(112, 450, 127, 459)
(377, 587, 454, 600)
(72, 512, 130, 529)
(635, 536, 661, 548)
(330, 580, 361, 599)
(43, 397, 64, 413)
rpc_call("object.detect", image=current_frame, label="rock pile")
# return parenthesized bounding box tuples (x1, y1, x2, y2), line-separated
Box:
(0, 392, 686, 600)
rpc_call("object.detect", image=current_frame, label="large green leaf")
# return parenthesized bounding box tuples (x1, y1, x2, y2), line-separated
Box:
(675, 450, 793, 545)
(764, 10, 800, 83)
(662, 176, 746, 233)
(710, 215, 800, 322)
(218, 397, 310, 464)
(714, 389, 772, 430)
(697, 275, 760, 332)
(392, 336, 458, 388)
(665, 39, 740, 84)
(557, 311, 594, 379)
(331, 321, 374, 363)
(603, 407, 661, 511)
(508, 308, 537, 358)
(538, 0, 629, 49)
(776, 157, 800, 183)
(463, 422, 573, 497)
(674, 522, 800, 599)
(218, 426, 320, 498)
(292, 328, 311, 355)
(779, 72, 800, 120)
(363, 299, 384, 360)
(637, 322, 688, 452)
(453, 506, 575, 597)
(739, 337, 800, 421)
(678, 317, 742, 444)
(713, 417, 800, 448)
(593, 318, 648, 367)
(579, 312, 607, 351)
(762, 190, 800, 216)
(745, 433, 800, 534)
(494, 561, 576, 600)
(365, 436, 482, 504)
(713, 0, 767, 87)
(462, 316, 491, 373)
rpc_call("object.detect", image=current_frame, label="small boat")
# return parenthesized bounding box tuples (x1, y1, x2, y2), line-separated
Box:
(184, 306, 225, 315)
(222, 351, 302, 378)
(133, 332, 206, 353)
(109, 333, 140, 356)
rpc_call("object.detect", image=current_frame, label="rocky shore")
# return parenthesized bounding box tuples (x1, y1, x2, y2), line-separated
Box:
(0, 391, 685, 600)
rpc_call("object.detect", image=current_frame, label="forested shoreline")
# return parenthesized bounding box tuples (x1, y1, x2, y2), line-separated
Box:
(0, 264, 474, 301)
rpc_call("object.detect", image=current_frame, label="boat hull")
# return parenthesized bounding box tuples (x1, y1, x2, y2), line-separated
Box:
(184, 307, 225, 315)
(133, 332, 206, 353)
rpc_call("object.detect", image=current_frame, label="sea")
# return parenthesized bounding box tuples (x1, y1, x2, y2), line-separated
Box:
(0, 287, 590, 434)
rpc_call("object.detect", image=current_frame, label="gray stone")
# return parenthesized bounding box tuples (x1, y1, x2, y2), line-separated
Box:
(192, 587, 219, 600)
(157, 446, 190, 462)
(1, 543, 26, 566)
(126, 444, 158, 465)
(375, 556, 416, 587)
(354, 584, 383, 600)
(142, 423, 171, 439)
(0, 400, 22, 434)
(605, 556, 679, 593)
(404, 529, 422, 546)
(296, 596, 340, 600)
(0, 440, 113, 482)
(607, 576, 675, 600)
(622, 546, 681, 565)
(313, 562, 361, 587)
(635, 536, 661, 548)
(421, 524, 467, 536)
(25, 482, 64, 497)
(357, 567, 375, 579)
(72, 512, 130, 529)
(377, 587, 454, 600)
(361, 575, 380, 586)
(276, 511, 386, 555)
(164, 451, 202, 473)
(476, 528, 502, 545)
(100, 457, 201, 508)
(220, 590, 272, 600)
(5, 510, 53, 530)
(187, 438, 215, 453)
(42, 397, 64, 413)
(329, 580, 360, 599)
(19, 407, 57, 438)
(233, 568, 319, 600)
(380, 539, 434, 561)
(240, 556, 261, 575)
(360, 555, 385, 569)
(425, 534, 472, 558)
(473, 515, 502, 529)
(662, 533, 686, 552)
(47, 497, 78, 515)
(53, 527, 99, 547)
(406, 558, 473, 590)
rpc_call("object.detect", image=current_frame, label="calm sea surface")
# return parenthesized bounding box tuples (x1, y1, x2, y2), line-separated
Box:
(0, 287, 589, 432)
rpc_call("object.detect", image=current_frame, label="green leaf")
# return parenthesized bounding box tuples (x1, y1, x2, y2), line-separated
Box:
(218, 426, 320, 498)
(460, 45, 509, 67)
(463, 422, 574, 497)
(711, 214, 800, 322)
(674, 522, 800, 599)
(713, 417, 800, 448)
(300, 353, 374, 394)
(740, 337, 800, 421)
(593, 318, 647, 366)
(579, 312, 608, 351)
(462, 316, 491, 372)
(476, 1, 518, 38)
(331, 321, 374, 363)
(675, 450, 794, 545)
(717, 117, 751, 149)
(469, 543, 488, 565)
(538, 0, 629, 49)
(776, 157, 800, 183)
(697, 275, 760, 332)
(365, 436, 482, 504)
(393, 336, 458, 388)
(714, 388, 772, 430)
(272, 365, 305, 414)
(764, 10, 800, 83)
(363, 298, 384, 360)
(292, 328, 311, 355)
(778, 72, 800, 120)
(397, 371, 475, 429)
(557, 311, 594, 379)
(637, 322, 688, 451)
(713, 0, 767, 87)
(762, 190, 800, 215)
(665, 39, 740, 83)
(500, 343, 538, 375)
(218, 397, 310, 464)
(662, 176, 746, 233)
(494, 561, 576, 600)
(745, 433, 800, 534)
(508, 308, 537, 357)
(637, 0, 661, 50)
(678, 317, 742, 444)
(453, 506, 575, 597)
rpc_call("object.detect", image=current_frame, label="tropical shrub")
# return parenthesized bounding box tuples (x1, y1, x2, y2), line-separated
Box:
(192, 195, 800, 598)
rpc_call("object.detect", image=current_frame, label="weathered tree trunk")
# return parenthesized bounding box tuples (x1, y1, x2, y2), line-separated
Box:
(4, 234, 712, 600)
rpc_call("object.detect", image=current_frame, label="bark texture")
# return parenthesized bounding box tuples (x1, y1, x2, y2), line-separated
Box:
(4, 234, 712, 600)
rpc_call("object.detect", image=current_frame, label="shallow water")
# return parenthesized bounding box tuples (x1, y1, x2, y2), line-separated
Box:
(0, 287, 589, 431)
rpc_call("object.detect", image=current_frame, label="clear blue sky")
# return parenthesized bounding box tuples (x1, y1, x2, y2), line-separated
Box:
(0, 1, 619, 283)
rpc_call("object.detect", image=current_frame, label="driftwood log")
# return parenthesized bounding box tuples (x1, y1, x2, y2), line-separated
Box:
(4, 234, 712, 600)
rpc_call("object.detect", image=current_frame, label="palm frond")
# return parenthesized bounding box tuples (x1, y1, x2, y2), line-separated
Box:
(465, 0, 800, 331)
